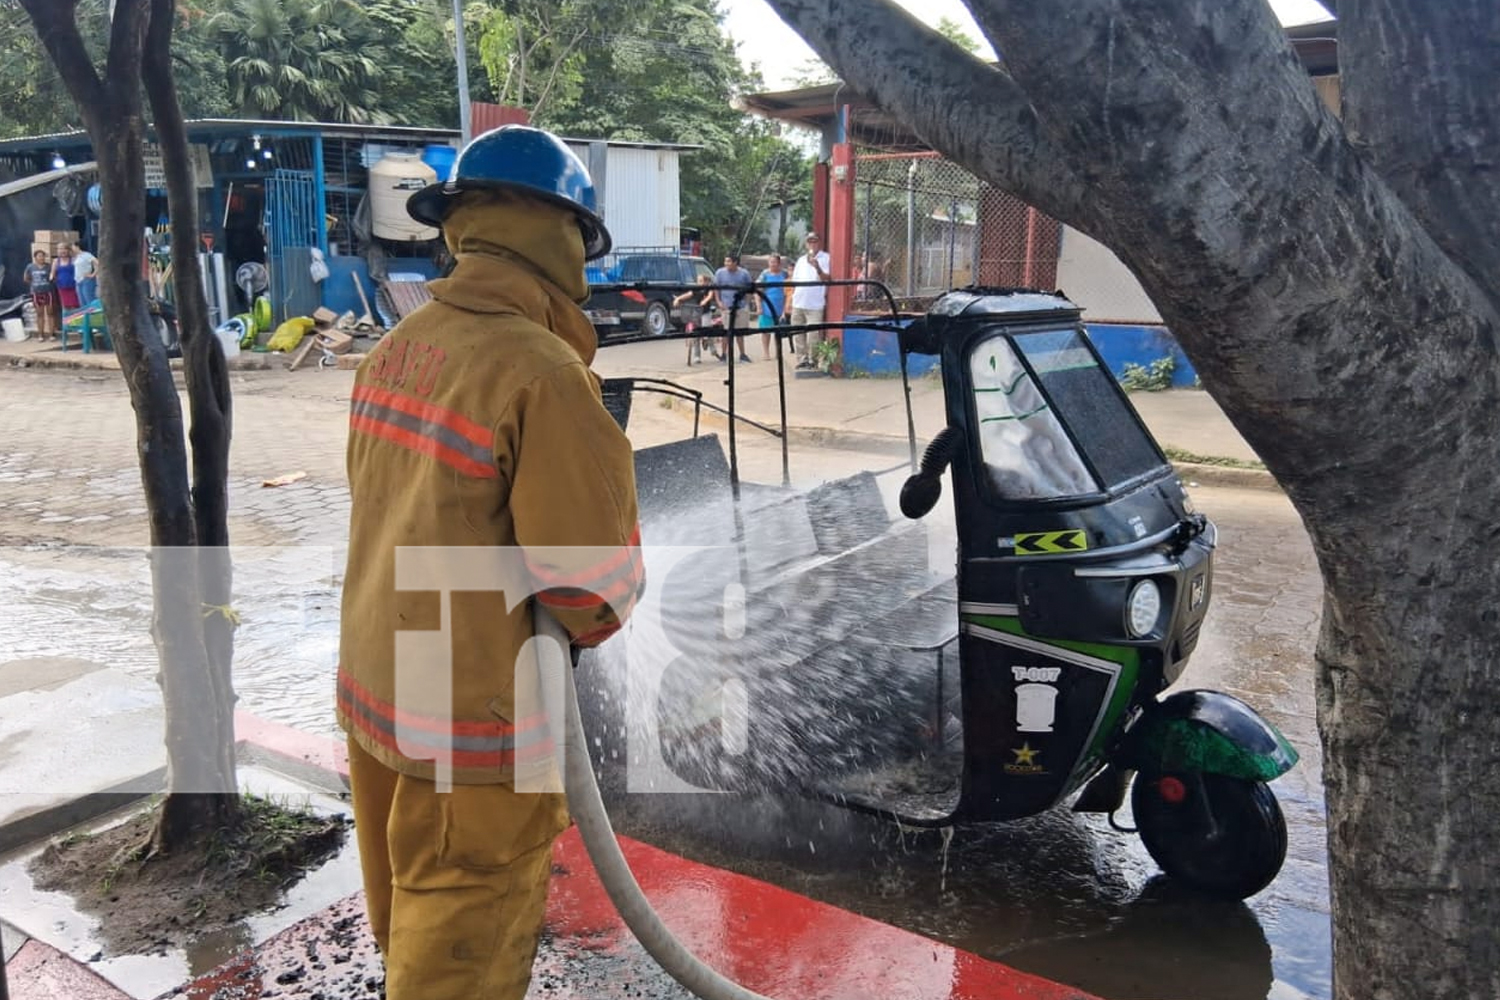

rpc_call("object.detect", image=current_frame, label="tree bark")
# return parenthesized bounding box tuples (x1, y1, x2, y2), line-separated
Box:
(765, 0, 1500, 996)
(1339, 0, 1500, 311)
(22, 0, 239, 848)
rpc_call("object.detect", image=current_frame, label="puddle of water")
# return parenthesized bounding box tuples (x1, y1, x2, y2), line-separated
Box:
(0, 545, 343, 738)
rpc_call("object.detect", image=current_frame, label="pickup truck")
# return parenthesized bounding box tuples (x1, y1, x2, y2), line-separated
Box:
(584, 251, 716, 338)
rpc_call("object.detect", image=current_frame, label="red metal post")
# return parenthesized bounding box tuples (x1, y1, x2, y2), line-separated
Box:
(825, 140, 857, 345)
(812, 161, 830, 246)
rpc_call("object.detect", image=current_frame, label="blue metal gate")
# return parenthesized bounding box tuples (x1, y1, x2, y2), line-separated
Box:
(264, 168, 320, 323)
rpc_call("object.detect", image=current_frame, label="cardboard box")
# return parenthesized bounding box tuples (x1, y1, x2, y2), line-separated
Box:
(33, 230, 78, 245)
(315, 329, 354, 355)
(312, 307, 338, 327)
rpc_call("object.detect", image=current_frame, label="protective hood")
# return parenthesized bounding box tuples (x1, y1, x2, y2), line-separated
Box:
(441, 191, 590, 303)
(426, 209, 599, 365)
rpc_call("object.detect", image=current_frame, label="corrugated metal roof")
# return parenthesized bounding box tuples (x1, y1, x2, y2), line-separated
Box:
(0, 118, 701, 156)
(380, 279, 433, 321)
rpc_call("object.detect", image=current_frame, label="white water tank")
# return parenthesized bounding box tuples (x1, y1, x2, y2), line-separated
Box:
(369, 152, 439, 241)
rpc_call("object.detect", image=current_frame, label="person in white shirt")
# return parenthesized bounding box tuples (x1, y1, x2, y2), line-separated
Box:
(785, 232, 832, 369)
(71, 242, 98, 306)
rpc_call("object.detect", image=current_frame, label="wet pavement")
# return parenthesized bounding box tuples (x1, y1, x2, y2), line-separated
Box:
(591, 486, 1329, 1000)
(0, 360, 1327, 999)
(151, 827, 1102, 1000)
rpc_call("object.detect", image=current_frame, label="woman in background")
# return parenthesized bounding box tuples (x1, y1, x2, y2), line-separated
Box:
(72, 242, 98, 306)
(52, 246, 79, 312)
(25, 249, 57, 340)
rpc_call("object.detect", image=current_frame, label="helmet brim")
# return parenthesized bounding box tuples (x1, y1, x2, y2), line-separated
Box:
(407, 180, 613, 260)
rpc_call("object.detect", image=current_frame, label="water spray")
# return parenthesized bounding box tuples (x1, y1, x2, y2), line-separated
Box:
(535, 605, 779, 1000)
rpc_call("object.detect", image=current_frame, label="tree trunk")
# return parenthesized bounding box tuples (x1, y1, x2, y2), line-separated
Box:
(22, 0, 239, 849)
(764, 0, 1500, 996)
(143, 0, 239, 844)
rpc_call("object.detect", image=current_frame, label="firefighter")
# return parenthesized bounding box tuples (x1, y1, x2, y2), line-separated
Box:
(338, 125, 644, 999)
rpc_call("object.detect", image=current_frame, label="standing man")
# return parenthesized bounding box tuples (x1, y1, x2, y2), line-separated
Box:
(787, 232, 832, 369)
(713, 252, 756, 363)
(72, 242, 98, 306)
(339, 125, 644, 1000)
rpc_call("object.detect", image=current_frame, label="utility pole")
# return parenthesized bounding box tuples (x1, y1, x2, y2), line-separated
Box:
(452, 0, 472, 144)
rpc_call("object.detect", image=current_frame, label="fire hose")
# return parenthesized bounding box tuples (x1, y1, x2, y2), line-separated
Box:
(533, 605, 776, 1000)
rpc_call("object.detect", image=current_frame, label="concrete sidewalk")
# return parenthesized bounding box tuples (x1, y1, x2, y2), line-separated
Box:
(591, 338, 1267, 478)
(1, 331, 1265, 473)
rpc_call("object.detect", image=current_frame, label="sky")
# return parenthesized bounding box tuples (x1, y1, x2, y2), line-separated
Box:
(721, 0, 1337, 91)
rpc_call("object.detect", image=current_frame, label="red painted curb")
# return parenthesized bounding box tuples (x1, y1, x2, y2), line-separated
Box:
(235, 710, 349, 779)
(545, 828, 1099, 1000)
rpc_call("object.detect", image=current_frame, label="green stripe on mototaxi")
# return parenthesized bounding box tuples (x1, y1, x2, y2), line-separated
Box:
(963, 614, 1138, 781)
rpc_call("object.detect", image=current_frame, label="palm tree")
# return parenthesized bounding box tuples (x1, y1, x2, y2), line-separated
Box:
(209, 0, 390, 123)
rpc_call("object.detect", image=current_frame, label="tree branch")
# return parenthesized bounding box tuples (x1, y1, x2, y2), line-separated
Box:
(18, 0, 106, 123)
(1340, 0, 1500, 307)
(761, 0, 1091, 224)
(532, 27, 586, 118)
(954, 0, 1500, 511)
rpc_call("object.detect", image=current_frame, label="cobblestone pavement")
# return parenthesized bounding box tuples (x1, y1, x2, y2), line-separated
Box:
(0, 358, 900, 550)
(0, 368, 352, 549)
(0, 363, 922, 735)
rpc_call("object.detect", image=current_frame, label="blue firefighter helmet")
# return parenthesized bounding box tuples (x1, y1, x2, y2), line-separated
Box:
(406, 125, 612, 260)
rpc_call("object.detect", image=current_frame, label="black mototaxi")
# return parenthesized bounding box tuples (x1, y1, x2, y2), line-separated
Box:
(586, 282, 1299, 899)
(896, 287, 1296, 897)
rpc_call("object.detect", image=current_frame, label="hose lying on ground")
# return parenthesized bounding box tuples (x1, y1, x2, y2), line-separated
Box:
(534, 606, 777, 1000)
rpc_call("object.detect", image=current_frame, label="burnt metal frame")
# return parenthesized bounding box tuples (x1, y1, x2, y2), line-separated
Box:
(596, 278, 915, 493)
(597, 279, 967, 827)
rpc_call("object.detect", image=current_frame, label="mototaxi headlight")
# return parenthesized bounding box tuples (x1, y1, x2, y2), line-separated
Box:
(1126, 579, 1162, 638)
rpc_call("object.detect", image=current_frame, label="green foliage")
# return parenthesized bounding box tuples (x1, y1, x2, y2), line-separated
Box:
(934, 16, 981, 55)
(1119, 355, 1176, 392)
(531, 0, 803, 259)
(171, 2, 234, 118)
(3, 0, 808, 256)
(475, 0, 598, 119)
(811, 337, 841, 373)
(363, 0, 464, 128)
(207, 0, 391, 123)
(0, 0, 111, 137)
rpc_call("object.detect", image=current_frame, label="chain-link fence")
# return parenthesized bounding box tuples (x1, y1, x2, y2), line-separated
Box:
(850, 148, 1160, 325)
(851, 151, 1060, 313)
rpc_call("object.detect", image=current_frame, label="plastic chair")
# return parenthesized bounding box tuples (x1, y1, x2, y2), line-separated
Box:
(60, 301, 110, 353)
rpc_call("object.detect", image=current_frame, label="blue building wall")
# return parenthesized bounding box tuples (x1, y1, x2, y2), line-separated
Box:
(1083, 323, 1198, 387)
(839, 318, 938, 376)
(838, 316, 1196, 386)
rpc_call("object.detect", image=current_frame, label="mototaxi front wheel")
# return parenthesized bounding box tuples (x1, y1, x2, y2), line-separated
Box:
(1131, 771, 1287, 899)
